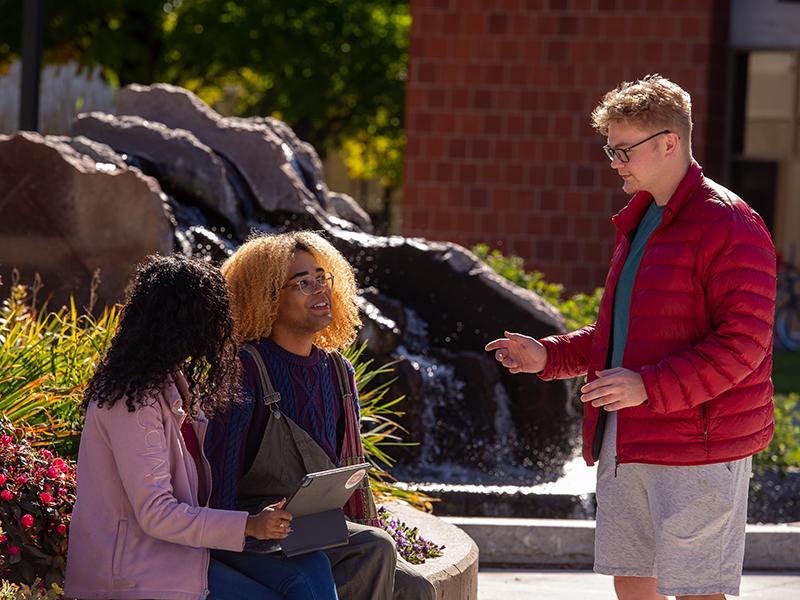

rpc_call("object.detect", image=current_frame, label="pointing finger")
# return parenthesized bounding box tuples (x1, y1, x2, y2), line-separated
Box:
(485, 339, 510, 352)
(503, 331, 527, 343)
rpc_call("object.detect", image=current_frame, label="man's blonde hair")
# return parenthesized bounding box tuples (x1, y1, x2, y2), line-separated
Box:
(591, 74, 693, 139)
(221, 231, 361, 350)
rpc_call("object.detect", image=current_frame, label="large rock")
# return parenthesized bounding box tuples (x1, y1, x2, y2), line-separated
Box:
(72, 112, 244, 234)
(327, 230, 577, 479)
(356, 288, 403, 355)
(327, 191, 373, 232)
(239, 115, 373, 232)
(50, 135, 129, 170)
(1, 84, 580, 486)
(0, 132, 173, 305)
(116, 84, 318, 216)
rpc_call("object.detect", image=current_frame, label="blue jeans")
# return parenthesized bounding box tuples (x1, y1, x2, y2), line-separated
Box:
(208, 558, 283, 600)
(210, 550, 339, 600)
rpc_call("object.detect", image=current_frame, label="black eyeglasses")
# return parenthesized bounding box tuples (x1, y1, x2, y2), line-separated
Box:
(281, 272, 334, 295)
(602, 130, 671, 163)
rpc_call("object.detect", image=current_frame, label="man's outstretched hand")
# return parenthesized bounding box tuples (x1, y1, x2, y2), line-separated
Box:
(580, 367, 647, 411)
(485, 331, 547, 374)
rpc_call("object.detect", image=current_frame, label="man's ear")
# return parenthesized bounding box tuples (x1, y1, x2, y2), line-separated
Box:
(663, 132, 681, 156)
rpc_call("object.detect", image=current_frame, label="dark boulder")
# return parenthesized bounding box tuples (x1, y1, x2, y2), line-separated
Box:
(0, 132, 173, 306)
(73, 112, 244, 234)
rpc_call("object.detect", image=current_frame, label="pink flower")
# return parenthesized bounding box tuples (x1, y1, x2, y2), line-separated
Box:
(21, 514, 34, 528)
(1, 489, 13, 501)
(0, 473, 5, 485)
(0, 534, 6, 543)
(41, 449, 53, 460)
(0, 435, 13, 447)
(8, 545, 20, 555)
(46, 466, 59, 478)
(39, 492, 54, 504)
(52, 458, 66, 471)
(56, 524, 67, 536)
(17, 475, 27, 484)
(57, 487, 67, 497)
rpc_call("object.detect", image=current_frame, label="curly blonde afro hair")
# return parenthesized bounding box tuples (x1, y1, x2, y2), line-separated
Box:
(591, 74, 693, 139)
(221, 231, 361, 351)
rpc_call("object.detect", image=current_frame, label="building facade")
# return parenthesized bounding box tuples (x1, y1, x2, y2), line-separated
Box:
(402, 0, 800, 290)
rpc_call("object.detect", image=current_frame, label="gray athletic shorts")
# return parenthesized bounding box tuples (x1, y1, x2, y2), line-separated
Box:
(594, 412, 751, 597)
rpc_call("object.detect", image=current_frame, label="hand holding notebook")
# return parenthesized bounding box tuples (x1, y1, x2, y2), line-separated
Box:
(244, 463, 371, 556)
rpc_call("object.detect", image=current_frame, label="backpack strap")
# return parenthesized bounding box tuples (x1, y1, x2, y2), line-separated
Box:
(329, 351, 354, 405)
(328, 351, 378, 524)
(241, 343, 281, 419)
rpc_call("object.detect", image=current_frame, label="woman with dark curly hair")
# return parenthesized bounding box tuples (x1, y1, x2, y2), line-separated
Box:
(64, 254, 338, 600)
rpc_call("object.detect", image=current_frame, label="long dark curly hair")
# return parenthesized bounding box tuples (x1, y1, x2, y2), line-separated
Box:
(84, 254, 240, 416)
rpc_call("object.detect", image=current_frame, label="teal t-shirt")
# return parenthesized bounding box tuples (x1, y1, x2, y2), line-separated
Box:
(610, 201, 664, 368)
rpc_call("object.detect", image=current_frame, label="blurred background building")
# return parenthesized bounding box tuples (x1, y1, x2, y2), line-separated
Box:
(402, 0, 800, 289)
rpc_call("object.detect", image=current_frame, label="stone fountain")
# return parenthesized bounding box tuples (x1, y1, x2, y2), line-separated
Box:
(0, 83, 580, 512)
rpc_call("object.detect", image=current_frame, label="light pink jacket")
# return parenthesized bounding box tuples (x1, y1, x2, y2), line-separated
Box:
(64, 374, 248, 600)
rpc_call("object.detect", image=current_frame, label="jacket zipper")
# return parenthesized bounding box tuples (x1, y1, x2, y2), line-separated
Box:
(196, 418, 214, 507)
(197, 418, 213, 598)
(702, 404, 709, 455)
(610, 205, 666, 477)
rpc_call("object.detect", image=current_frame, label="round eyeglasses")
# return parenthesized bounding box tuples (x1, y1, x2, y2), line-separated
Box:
(602, 129, 671, 163)
(282, 272, 334, 295)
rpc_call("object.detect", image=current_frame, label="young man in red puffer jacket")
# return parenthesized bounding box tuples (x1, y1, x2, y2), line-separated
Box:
(487, 74, 776, 600)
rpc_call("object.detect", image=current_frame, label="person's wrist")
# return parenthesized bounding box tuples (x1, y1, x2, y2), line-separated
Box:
(244, 515, 256, 538)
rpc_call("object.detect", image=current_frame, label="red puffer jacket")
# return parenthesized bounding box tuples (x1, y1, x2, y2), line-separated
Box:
(539, 162, 776, 467)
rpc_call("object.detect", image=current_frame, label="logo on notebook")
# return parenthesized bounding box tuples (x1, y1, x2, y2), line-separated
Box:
(345, 469, 367, 489)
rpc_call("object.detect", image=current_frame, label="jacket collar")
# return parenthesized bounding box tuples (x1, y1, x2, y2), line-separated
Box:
(612, 160, 703, 235)
(164, 371, 207, 426)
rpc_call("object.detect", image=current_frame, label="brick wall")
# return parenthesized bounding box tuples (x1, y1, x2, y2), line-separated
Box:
(402, 0, 731, 291)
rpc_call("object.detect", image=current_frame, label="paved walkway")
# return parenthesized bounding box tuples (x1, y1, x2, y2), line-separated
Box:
(478, 569, 800, 599)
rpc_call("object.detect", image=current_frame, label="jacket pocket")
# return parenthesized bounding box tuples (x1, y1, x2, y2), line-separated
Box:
(111, 519, 128, 577)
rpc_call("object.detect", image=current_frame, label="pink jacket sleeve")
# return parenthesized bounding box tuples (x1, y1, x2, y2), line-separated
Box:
(537, 323, 596, 380)
(640, 211, 776, 414)
(100, 400, 248, 551)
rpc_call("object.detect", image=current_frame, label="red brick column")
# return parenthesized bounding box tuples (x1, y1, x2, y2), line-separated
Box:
(403, 0, 730, 291)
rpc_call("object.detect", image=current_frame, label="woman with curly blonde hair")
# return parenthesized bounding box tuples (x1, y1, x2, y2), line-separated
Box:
(207, 231, 435, 600)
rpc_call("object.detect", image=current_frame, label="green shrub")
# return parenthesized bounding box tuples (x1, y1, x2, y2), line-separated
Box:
(753, 393, 800, 474)
(472, 244, 602, 330)
(0, 276, 119, 457)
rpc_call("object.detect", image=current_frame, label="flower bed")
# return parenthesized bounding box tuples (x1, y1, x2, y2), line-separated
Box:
(0, 417, 75, 589)
(376, 506, 444, 564)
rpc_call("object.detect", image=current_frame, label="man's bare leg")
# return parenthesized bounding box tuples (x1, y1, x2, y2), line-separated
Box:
(614, 576, 666, 600)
